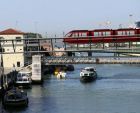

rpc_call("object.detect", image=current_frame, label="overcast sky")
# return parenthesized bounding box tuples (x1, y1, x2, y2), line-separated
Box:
(0, 0, 140, 37)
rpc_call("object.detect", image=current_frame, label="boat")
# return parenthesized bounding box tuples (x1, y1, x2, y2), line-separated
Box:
(3, 87, 28, 107)
(80, 67, 97, 83)
(15, 71, 32, 88)
(56, 71, 66, 79)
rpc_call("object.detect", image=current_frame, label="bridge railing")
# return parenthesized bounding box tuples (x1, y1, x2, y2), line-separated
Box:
(44, 56, 140, 64)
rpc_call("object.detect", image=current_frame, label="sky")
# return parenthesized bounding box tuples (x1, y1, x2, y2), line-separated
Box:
(0, 0, 140, 37)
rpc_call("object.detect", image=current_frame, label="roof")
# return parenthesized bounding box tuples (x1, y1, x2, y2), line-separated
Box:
(0, 28, 25, 35)
(93, 29, 112, 31)
(85, 67, 96, 70)
(70, 30, 89, 32)
(117, 28, 137, 31)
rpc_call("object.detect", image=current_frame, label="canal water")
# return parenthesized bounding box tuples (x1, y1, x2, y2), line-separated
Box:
(1, 64, 140, 113)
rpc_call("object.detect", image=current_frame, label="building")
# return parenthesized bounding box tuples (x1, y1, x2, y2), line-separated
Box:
(0, 28, 25, 68)
(0, 28, 53, 68)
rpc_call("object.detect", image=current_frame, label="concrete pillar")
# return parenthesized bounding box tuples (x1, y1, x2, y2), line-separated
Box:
(67, 52, 72, 56)
(32, 55, 42, 83)
(88, 52, 92, 57)
(72, 52, 75, 56)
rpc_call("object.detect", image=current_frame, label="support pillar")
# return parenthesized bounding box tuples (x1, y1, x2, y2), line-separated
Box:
(67, 52, 72, 57)
(88, 52, 92, 57)
(32, 55, 42, 83)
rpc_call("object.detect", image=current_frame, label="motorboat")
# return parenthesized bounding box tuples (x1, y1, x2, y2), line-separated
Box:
(56, 71, 66, 79)
(80, 67, 97, 83)
(15, 71, 32, 88)
(3, 87, 28, 107)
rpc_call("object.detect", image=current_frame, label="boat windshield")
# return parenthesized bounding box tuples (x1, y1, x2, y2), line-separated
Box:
(86, 68, 95, 71)
(8, 93, 23, 99)
(89, 73, 94, 76)
(84, 74, 88, 76)
(17, 73, 22, 78)
(8, 95, 15, 99)
(17, 73, 30, 78)
(89, 69, 95, 71)
(22, 74, 29, 77)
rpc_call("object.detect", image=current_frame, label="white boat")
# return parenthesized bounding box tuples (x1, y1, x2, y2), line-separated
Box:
(80, 67, 97, 82)
(15, 71, 32, 88)
(56, 71, 66, 79)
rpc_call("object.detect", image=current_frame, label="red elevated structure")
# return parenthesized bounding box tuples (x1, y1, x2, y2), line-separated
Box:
(63, 28, 140, 44)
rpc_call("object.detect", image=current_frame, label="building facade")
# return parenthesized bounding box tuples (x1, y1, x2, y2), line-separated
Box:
(0, 28, 25, 68)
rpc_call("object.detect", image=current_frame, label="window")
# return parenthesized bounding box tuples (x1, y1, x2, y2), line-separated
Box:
(94, 32, 98, 37)
(81, 32, 87, 37)
(2, 48, 5, 52)
(103, 32, 106, 36)
(65, 33, 72, 37)
(126, 31, 135, 35)
(130, 31, 134, 35)
(16, 37, 21, 42)
(72, 33, 79, 37)
(98, 32, 102, 36)
(17, 62, 20, 67)
(118, 31, 126, 35)
(102, 32, 111, 36)
(0, 37, 4, 40)
(105, 32, 111, 36)
(0, 37, 5, 43)
(118, 31, 122, 35)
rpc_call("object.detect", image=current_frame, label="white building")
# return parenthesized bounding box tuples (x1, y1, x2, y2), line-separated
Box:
(0, 28, 25, 68)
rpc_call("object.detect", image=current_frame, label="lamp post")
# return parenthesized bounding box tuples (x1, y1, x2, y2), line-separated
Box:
(129, 14, 134, 28)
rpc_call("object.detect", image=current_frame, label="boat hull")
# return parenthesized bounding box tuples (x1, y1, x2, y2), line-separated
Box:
(3, 88, 28, 108)
(80, 74, 97, 83)
(4, 98, 28, 107)
(15, 82, 32, 88)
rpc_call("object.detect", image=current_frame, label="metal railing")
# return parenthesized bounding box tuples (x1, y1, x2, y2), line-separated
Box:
(44, 56, 140, 64)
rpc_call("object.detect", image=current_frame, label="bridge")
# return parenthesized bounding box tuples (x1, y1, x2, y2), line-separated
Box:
(1, 37, 140, 65)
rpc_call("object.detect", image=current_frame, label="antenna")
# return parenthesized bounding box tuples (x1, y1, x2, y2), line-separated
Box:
(34, 21, 38, 33)
(119, 24, 122, 28)
(34, 21, 38, 38)
(105, 21, 111, 28)
(15, 20, 18, 29)
(128, 14, 134, 28)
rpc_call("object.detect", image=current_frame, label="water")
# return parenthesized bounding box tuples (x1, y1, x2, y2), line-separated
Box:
(1, 64, 140, 113)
